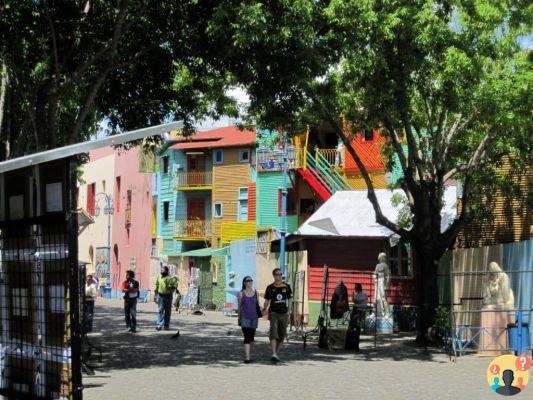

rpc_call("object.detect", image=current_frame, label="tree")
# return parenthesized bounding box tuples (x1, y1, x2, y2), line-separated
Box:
(211, 0, 532, 341)
(0, 0, 237, 161)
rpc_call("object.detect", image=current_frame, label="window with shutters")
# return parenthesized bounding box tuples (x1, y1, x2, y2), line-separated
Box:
(87, 183, 95, 216)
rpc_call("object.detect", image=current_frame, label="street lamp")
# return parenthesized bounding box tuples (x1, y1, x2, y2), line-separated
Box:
(256, 137, 296, 280)
(279, 136, 296, 281)
(94, 192, 113, 295)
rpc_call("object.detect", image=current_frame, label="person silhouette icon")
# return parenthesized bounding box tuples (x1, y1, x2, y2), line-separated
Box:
(491, 377, 501, 391)
(496, 369, 521, 396)
(516, 377, 525, 390)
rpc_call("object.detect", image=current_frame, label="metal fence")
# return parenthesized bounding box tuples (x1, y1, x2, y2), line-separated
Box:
(448, 268, 532, 358)
(0, 216, 82, 399)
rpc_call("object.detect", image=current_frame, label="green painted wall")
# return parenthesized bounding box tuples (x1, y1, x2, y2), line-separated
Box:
(197, 257, 213, 308)
(211, 254, 226, 309)
(256, 170, 298, 232)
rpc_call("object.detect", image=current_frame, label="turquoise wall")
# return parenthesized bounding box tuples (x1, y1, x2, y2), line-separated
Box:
(256, 170, 298, 232)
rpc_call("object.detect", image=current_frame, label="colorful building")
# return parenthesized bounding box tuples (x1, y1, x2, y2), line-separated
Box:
(274, 187, 458, 327)
(155, 126, 257, 308)
(78, 146, 153, 297)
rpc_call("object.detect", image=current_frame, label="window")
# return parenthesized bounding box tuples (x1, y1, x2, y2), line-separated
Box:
(278, 188, 296, 215)
(87, 183, 95, 216)
(163, 201, 170, 221)
(151, 239, 157, 257)
(363, 129, 374, 142)
(389, 242, 412, 277)
(238, 188, 248, 221)
(214, 202, 223, 218)
(162, 156, 169, 173)
(239, 149, 250, 163)
(125, 189, 132, 228)
(115, 177, 121, 212)
(213, 149, 223, 164)
(102, 180, 106, 191)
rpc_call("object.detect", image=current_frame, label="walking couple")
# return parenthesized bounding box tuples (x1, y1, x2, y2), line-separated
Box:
(237, 268, 292, 364)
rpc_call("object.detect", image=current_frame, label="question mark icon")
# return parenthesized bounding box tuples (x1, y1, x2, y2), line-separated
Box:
(491, 364, 500, 374)
(515, 355, 531, 371)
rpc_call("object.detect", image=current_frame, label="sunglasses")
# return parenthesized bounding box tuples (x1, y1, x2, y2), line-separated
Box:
(244, 279, 253, 283)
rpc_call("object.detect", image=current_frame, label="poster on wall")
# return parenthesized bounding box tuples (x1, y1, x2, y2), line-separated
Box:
(45, 182, 63, 213)
(8, 195, 24, 220)
(95, 247, 108, 286)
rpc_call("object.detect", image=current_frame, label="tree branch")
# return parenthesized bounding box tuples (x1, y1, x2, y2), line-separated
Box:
(401, 114, 425, 182)
(325, 115, 411, 239)
(59, 0, 131, 95)
(69, 66, 113, 142)
(43, 1, 60, 81)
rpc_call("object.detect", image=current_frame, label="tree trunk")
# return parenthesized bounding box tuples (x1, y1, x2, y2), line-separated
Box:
(414, 247, 440, 344)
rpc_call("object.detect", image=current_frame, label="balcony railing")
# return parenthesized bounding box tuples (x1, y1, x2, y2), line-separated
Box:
(315, 148, 340, 167)
(174, 220, 211, 240)
(174, 171, 212, 188)
(257, 147, 302, 172)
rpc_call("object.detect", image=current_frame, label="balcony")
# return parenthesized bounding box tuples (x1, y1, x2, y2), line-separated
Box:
(174, 220, 211, 241)
(174, 171, 213, 190)
(257, 147, 302, 172)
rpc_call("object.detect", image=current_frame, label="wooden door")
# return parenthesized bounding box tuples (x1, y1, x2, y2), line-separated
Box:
(187, 198, 205, 237)
(187, 154, 205, 186)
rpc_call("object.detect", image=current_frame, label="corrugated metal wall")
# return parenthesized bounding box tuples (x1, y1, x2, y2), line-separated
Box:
(457, 160, 532, 248)
(306, 238, 417, 305)
(346, 171, 388, 189)
(220, 221, 256, 244)
(256, 170, 298, 232)
(212, 147, 251, 241)
(248, 182, 256, 221)
(159, 149, 179, 253)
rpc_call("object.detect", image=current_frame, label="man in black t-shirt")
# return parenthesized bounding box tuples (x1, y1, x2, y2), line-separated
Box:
(263, 268, 292, 363)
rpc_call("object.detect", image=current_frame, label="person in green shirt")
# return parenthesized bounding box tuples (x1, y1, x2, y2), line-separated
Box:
(154, 266, 178, 330)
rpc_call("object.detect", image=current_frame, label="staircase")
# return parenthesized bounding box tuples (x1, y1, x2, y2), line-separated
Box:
(296, 149, 352, 201)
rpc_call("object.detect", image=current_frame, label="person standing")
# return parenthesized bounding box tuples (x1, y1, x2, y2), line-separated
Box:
(121, 270, 139, 333)
(237, 276, 261, 363)
(263, 268, 292, 363)
(154, 266, 177, 331)
(346, 283, 368, 351)
(84, 274, 98, 332)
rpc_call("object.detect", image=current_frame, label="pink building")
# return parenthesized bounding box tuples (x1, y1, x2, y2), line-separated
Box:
(78, 146, 152, 298)
(111, 147, 153, 295)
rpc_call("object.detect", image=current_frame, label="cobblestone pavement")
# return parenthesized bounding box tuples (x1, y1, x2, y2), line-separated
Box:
(83, 299, 495, 400)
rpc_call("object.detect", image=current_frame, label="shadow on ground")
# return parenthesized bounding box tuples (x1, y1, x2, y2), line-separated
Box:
(85, 300, 448, 374)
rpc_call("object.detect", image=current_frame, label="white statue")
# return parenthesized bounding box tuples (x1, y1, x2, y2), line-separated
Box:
(482, 261, 515, 310)
(374, 252, 391, 316)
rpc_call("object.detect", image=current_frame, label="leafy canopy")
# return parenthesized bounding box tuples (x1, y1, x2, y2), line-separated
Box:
(0, 1, 238, 160)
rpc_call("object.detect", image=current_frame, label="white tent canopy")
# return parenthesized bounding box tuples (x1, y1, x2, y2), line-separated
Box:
(296, 187, 457, 238)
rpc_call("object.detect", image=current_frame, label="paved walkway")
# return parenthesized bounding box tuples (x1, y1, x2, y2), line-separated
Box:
(83, 299, 495, 400)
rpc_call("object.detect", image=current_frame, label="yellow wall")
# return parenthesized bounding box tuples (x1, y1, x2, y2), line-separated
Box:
(212, 147, 251, 242)
(220, 221, 256, 244)
(346, 171, 388, 189)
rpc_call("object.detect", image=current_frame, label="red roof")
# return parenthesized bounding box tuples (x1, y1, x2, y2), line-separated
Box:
(344, 130, 386, 172)
(170, 126, 256, 150)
